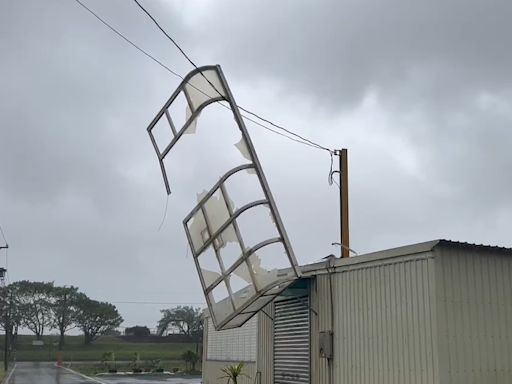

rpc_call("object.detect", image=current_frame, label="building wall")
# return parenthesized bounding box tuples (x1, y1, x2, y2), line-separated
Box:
(435, 247, 512, 384)
(203, 242, 512, 384)
(202, 315, 257, 384)
(257, 302, 274, 384)
(310, 275, 331, 384)
(311, 251, 439, 384)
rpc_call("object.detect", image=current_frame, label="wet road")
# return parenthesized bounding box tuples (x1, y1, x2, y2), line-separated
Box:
(6, 363, 201, 384)
(6, 362, 98, 384)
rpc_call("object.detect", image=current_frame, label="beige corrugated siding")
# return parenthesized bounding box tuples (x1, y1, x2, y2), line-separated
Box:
(336, 256, 438, 384)
(257, 302, 274, 384)
(310, 276, 331, 384)
(310, 252, 438, 384)
(435, 247, 512, 384)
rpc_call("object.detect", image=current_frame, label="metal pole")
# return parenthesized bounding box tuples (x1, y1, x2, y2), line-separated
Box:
(339, 149, 350, 258)
(4, 296, 9, 372)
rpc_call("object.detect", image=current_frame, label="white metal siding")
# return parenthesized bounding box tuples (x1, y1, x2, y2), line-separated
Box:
(310, 276, 331, 384)
(274, 296, 310, 384)
(330, 255, 438, 384)
(436, 248, 512, 384)
(257, 303, 274, 384)
(206, 316, 257, 362)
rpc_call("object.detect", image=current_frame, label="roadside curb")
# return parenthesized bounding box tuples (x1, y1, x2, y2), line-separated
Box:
(56, 364, 108, 384)
(1, 363, 16, 384)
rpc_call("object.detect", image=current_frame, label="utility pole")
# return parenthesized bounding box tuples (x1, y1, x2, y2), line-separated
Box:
(3, 301, 9, 372)
(1, 244, 9, 370)
(336, 149, 350, 258)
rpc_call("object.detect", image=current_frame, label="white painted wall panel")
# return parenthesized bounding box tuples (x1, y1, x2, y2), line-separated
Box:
(206, 316, 257, 362)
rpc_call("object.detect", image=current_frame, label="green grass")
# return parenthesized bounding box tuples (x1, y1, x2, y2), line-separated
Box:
(0, 335, 201, 363)
(71, 360, 202, 376)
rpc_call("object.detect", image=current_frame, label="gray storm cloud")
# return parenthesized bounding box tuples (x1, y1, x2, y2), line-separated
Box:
(1, 0, 511, 329)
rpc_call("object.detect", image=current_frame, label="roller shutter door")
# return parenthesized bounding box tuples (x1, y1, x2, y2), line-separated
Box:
(274, 296, 310, 384)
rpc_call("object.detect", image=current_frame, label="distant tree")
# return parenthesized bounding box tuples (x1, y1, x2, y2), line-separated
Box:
(1, 285, 22, 347)
(10, 281, 55, 340)
(50, 286, 82, 350)
(125, 325, 151, 337)
(75, 297, 123, 344)
(103, 328, 121, 336)
(157, 306, 203, 339)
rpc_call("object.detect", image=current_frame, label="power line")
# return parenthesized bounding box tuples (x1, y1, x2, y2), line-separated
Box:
(132, 0, 333, 153)
(238, 106, 331, 152)
(72, 0, 332, 153)
(72, 0, 183, 80)
(112, 301, 206, 305)
(132, 0, 199, 70)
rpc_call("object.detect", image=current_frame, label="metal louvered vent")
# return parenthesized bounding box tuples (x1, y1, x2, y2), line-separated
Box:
(274, 296, 310, 384)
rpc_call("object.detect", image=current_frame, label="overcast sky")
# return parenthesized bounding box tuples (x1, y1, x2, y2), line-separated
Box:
(1, 0, 511, 331)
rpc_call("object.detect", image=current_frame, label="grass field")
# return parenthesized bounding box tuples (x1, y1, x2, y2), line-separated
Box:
(0, 334, 201, 365)
(70, 361, 201, 376)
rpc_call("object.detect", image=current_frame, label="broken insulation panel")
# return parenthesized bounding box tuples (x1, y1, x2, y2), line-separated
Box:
(147, 65, 300, 330)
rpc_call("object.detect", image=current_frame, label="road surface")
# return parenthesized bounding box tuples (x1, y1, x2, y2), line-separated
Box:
(5, 362, 201, 384)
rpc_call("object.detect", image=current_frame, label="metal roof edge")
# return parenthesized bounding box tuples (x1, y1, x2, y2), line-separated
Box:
(434, 239, 512, 253)
(300, 238, 512, 276)
(301, 240, 441, 275)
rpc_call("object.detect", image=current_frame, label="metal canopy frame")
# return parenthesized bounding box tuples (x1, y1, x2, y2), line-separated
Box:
(147, 65, 300, 330)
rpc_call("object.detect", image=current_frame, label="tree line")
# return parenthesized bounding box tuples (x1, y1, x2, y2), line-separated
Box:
(156, 306, 203, 341)
(0, 281, 123, 349)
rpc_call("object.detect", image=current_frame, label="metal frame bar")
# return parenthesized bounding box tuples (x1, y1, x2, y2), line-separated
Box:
(148, 65, 301, 330)
(164, 110, 177, 136)
(219, 280, 296, 330)
(183, 164, 255, 224)
(201, 237, 283, 295)
(186, 199, 269, 257)
(215, 66, 300, 276)
(218, 183, 260, 297)
(147, 65, 225, 194)
(200, 205, 237, 313)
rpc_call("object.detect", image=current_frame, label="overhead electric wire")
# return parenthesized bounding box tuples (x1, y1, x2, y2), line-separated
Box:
(237, 106, 332, 152)
(132, 0, 199, 69)
(73, 0, 183, 80)
(72, 0, 332, 153)
(112, 300, 206, 305)
(131, 0, 333, 154)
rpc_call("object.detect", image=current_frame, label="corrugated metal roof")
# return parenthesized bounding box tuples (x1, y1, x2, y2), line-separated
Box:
(301, 239, 512, 276)
(436, 239, 512, 252)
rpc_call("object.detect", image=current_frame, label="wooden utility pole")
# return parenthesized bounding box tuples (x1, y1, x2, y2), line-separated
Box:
(337, 149, 350, 258)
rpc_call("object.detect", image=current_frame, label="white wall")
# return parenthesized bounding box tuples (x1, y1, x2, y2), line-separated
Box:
(206, 315, 257, 362)
(203, 314, 258, 384)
